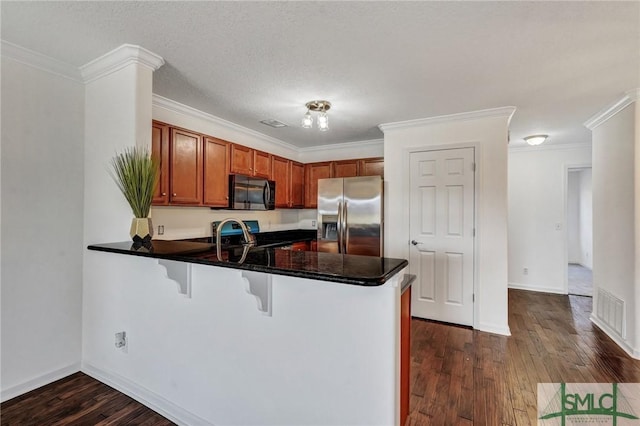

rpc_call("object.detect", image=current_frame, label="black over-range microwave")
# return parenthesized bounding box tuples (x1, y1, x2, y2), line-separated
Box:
(223, 174, 276, 210)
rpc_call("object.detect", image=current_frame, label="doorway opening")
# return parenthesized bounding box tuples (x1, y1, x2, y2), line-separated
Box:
(566, 167, 593, 297)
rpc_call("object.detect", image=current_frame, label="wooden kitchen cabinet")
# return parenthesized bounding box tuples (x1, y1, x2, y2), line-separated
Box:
(170, 127, 203, 205)
(304, 162, 332, 208)
(332, 159, 359, 178)
(271, 157, 306, 209)
(151, 121, 170, 205)
(271, 155, 291, 208)
(203, 136, 230, 207)
(230, 143, 271, 178)
(359, 157, 384, 178)
(290, 161, 305, 208)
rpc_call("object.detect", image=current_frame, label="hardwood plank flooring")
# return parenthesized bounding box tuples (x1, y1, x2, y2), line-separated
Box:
(1, 372, 174, 426)
(3, 289, 639, 425)
(407, 289, 640, 425)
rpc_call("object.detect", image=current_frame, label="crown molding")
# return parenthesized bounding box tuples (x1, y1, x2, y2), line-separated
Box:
(299, 138, 384, 153)
(152, 94, 300, 152)
(1, 40, 82, 82)
(584, 89, 640, 130)
(378, 106, 517, 133)
(508, 142, 592, 153)
(80, 44, 164, 84)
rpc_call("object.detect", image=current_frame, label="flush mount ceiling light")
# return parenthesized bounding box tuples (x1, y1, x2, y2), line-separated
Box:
(524, 134, 548, 146)
(302, 100, 331, 131)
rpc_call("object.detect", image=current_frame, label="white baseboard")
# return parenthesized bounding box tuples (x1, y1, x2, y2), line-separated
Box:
(590, 315, 640, 360)
(81, 362, 213, 426)
(508, 282, 566, 295)
(477, 322, 511, 336)
(1, 362, 81, 402)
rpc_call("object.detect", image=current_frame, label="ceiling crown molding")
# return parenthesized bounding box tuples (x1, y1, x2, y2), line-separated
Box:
(584, 89, 640, 130)
(378, 106, 517, 133)
(152, 94, 300, 152)
(299, 138, 384, 153)
(1, 40, 82, 82)
(80, 44, 165, 84)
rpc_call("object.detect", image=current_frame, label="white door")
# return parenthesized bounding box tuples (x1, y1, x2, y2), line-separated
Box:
(409, 147, 475, 326)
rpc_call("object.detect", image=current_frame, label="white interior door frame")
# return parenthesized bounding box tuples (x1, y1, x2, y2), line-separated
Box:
(563, 162, 593, 294)
(402, 142, 481, 329)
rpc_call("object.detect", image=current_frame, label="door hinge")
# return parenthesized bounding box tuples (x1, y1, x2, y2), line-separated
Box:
(472, 294, 475, 302)
(472, 163, 476, 172)
(472, 228, 476, 237)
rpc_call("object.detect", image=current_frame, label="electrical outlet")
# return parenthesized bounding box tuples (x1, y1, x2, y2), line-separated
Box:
(523, 267, 528, 275)
(311, 220, 317, 227)
(115, 331, 127, 349)
(158, 225, 164, 235)
(555, 223, 562, 231)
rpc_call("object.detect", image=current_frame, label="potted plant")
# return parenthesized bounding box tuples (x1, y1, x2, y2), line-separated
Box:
(110, 147, 158, 247)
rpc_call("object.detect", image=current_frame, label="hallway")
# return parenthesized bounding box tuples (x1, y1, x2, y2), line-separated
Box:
(568, 263, 593, 297)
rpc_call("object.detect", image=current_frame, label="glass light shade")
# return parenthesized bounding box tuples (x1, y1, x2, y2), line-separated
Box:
(524, 135, 548, 146)
(301, 111, 313, 128)
(317, 112, 329, 131)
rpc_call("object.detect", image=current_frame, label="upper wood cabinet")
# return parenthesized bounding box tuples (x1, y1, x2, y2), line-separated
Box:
(253, 150, 271, 178)
(304, 162, 332, 208)
(151, 121, 170, 205)
(332, 160, 359, 178)
(170, 127, 203, 205)
(203, 136, 230, 207)
(359, 157, 384, 178)
(290, 161, 305, 208)
(230, 144, 271, 178)
(272, 157, 305, 209)
(271, 156, 291, 208)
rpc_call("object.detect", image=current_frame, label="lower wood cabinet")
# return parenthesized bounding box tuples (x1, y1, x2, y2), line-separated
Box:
(203, 137, 230, 207)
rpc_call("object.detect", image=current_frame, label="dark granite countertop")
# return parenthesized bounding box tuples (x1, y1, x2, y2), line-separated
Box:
(181, 229, 317, 248)
(87, 240, 408, 286)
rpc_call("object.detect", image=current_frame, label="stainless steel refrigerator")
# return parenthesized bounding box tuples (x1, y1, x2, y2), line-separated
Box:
(317, 176, 383, 257)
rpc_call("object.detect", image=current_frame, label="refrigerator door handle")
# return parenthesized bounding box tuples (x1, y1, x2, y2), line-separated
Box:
(336, 200, 343, 253)
(342, 200, 348, 253)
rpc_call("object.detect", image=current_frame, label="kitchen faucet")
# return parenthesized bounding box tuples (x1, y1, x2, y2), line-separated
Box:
(213, 218, 257, 247)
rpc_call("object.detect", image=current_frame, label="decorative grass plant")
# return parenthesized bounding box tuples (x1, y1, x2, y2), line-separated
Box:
(110, 147, 158, 218)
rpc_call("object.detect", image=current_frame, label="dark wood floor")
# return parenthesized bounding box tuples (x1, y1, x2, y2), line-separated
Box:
(3, 289, 640, 425)
(0, 372, 175, 425)
(407, 289, 640, 425)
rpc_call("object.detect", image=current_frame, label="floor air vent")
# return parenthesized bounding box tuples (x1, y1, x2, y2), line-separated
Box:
(596, 288, 625, 339)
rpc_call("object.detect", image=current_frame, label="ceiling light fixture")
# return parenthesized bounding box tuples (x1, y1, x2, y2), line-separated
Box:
(524, 134, 548, 146)
(302, 100, 331, 131)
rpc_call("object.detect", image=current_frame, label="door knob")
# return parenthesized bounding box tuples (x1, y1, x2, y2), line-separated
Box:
(411, 240, 422, 246)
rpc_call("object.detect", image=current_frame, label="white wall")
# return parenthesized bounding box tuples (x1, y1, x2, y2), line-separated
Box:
(1, 57, 85, 400)
(508, 145, 591, 294)
(567, 171, 581, 263)
(579, 169, 593, 269)
(590, 102, 638, 356)
(151, 206, 313, 240)
(381, 108, 514, 335)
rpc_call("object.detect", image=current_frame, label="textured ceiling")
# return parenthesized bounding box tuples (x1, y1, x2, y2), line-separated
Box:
(2, 1, 639, 148)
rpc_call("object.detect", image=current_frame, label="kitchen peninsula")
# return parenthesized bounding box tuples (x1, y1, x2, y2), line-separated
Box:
(86, 240, 409, 425)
